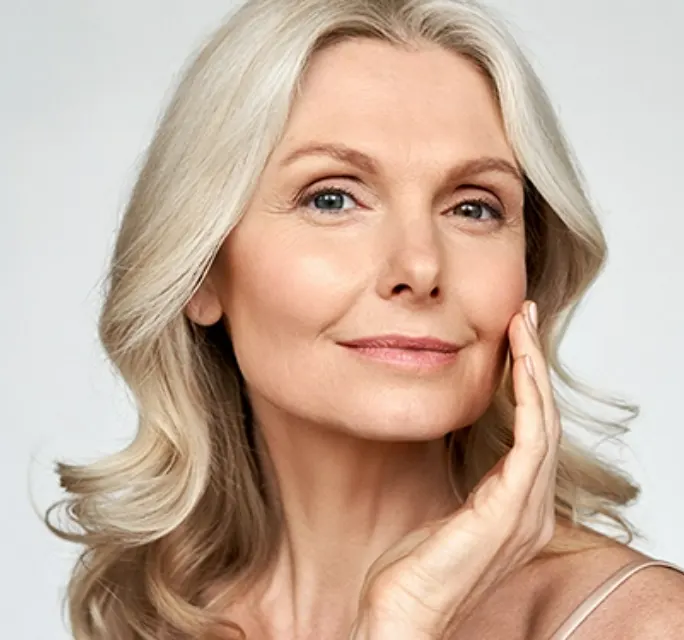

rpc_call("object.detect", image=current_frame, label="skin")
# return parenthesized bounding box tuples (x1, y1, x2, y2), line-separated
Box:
(185, 39, 684, 639)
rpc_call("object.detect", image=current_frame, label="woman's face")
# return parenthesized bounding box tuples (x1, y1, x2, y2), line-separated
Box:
(190, 39, 527, 440)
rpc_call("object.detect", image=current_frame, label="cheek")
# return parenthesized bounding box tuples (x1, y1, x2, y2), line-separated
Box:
(451, 234, 527, 325)
(452, 241, 526, 391)
(464, 259, 526, 336)
(217, 222, 363, 354)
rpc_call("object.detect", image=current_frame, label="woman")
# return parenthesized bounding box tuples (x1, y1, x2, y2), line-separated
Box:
(46, 0, 684, 638)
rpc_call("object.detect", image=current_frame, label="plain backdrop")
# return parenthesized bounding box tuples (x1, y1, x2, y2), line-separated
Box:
(2, 0, 683, 637)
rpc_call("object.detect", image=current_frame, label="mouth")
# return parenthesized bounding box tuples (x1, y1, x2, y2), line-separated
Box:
(337, 334, 462, 371)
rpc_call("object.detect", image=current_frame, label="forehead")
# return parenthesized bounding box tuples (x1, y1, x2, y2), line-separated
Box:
(277, 38, 514, 165)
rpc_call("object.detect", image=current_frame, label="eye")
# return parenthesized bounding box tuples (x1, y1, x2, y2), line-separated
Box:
(300, 187, 358, 213)
(451, 198, 503, 222)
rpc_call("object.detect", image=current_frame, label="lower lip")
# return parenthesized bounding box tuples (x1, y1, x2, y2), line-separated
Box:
(341, 346, 460, 371)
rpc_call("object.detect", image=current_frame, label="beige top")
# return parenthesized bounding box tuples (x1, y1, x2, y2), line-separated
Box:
(548, 558, 684, 639)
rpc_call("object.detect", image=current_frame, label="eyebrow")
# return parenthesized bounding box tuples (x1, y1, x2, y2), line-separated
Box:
(278, 142, 524, 185)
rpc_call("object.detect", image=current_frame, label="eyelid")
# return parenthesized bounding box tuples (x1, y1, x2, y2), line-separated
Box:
(458, 183, 504, 203)
(295, 175, 362, 194)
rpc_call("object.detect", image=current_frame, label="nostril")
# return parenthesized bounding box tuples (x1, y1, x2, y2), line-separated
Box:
(389, 283, 441, 299)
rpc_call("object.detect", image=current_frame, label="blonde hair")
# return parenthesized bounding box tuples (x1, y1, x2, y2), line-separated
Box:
(46, 0, 642, 637)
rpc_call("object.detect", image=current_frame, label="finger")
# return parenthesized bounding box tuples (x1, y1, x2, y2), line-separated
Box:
(508, 305, 562, 476)
(515, 302, 560, 443)
(500, 348, 548, 509)
(508, 305, 560, 523)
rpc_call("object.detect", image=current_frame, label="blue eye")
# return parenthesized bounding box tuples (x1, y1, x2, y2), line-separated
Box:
(302, 188, 357, 213)
(452, 198, 503, 221)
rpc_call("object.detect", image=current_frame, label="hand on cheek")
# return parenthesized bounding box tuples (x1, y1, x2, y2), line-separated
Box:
(350, 300, 562, 640)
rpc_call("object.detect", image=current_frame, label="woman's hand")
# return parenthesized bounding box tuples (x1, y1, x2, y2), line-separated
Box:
(349, 300, 561, 639)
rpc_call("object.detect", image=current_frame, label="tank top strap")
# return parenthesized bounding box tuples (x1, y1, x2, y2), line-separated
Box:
(548, 558, 684, 639)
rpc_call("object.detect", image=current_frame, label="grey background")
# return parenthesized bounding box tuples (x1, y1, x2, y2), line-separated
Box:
(2, 1, 682, 637)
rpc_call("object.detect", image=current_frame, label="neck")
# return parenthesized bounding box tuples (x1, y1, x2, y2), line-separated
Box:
(250, 396, 462, 636)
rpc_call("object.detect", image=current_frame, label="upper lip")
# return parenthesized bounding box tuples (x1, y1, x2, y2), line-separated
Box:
(338, 335, 461, 352)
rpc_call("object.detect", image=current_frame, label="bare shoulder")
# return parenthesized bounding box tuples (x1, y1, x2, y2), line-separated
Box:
(621, 563, 684, 639)
(532, 533, 684, 639)
(592, 554, 684, 639)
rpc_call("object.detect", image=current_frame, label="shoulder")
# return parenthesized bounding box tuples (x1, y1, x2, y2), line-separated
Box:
(609, 559, 684, 639)
(533, 535, 684, 639)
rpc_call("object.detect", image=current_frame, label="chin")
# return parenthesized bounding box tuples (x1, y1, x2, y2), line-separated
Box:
(334, 396, 477, 442)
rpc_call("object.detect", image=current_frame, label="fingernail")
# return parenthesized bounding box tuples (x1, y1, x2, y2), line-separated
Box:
(525, 354, 535, 378)
(528, 301, 538, 331)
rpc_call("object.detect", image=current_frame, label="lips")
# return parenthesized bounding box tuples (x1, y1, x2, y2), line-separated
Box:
(338, 335, 461, 352)
(337, 334, 461, 371)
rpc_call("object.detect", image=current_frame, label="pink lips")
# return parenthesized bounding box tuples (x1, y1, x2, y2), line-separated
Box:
(338, 334, 461, 371)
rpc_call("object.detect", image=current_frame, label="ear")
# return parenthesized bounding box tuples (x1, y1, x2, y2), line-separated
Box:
(184, 275, 224, 326)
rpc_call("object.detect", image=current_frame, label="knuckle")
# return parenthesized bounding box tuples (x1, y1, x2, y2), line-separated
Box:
(409, 562, 445, 596)
(363, 573, 397, 608)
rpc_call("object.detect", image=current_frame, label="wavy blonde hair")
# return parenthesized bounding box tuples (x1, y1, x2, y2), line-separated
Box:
(46, 0, 643, 637)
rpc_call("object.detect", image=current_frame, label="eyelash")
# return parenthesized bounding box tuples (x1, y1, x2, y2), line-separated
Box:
(296, 185, 504, 222)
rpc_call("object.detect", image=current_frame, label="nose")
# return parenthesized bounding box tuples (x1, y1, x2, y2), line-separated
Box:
(375, 213, 443, 304)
